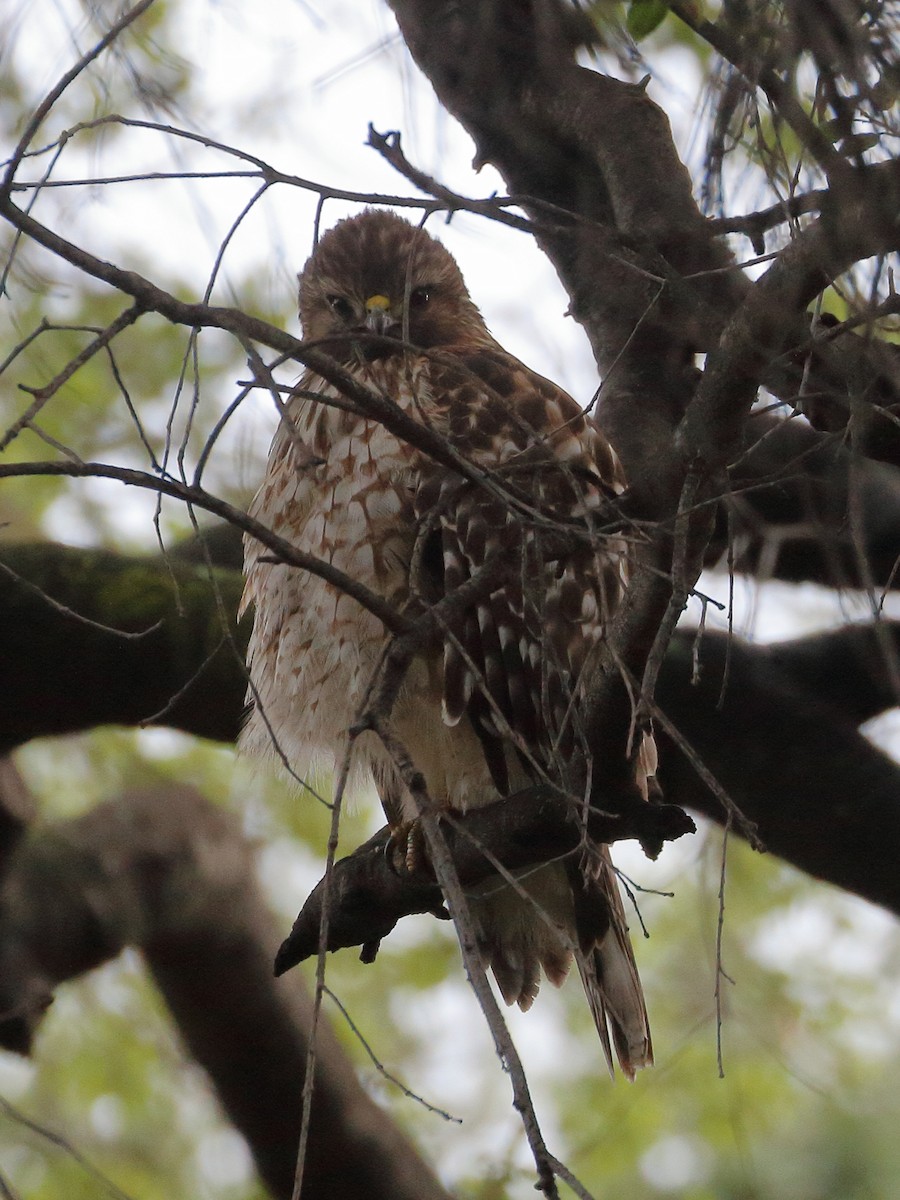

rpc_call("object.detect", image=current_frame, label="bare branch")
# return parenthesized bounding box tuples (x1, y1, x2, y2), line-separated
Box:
(0, 784, 454, 1200)
(0, 459, 410, 635)
(1, 0, 157, 195)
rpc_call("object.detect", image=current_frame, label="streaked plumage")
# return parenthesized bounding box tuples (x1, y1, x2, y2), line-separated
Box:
(241, 210, 653, 1077)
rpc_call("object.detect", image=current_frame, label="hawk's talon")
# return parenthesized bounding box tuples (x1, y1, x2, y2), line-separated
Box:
(385, 818, 430, 877)
(383, 825, 407, 876)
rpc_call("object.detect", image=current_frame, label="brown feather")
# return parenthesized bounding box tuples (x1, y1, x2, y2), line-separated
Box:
(241, 210, 656, 1076)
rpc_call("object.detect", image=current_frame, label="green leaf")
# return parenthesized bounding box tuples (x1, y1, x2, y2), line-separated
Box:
(627, 0, 670, 41)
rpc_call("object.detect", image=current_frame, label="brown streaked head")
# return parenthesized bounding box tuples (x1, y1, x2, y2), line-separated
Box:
(298, 209, 491, 360)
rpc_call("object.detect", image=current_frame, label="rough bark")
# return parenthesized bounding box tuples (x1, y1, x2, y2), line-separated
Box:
(386, 1, 900, 489)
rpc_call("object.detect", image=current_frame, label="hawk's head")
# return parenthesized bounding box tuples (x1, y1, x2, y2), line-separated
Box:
(298, 209, 491, 360)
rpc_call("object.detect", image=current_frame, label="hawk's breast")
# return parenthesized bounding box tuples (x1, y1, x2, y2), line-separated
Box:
(240, 360, 464, 796)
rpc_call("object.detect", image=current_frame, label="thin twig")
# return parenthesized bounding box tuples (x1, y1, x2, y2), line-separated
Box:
(370, 721, 588, 1200)
(0, 557, 163, 640)
(292, 742, 353, 1200)
(0, 1097, 135, 1200)
(714, 818, 735, 1079)
(2, 306, 143, 452)
(649, 701, 760, 847)
(322, 986, 463, 1123)
(367, 126, 540, 236)
(640, 463, 706, 709)
(717, 499, 736, 711)
(137, 636, 227, 726)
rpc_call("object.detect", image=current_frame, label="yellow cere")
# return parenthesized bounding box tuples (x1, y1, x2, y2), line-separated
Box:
(365, 294, 391, 311)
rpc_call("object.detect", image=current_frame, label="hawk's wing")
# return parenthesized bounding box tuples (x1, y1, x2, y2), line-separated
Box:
(410, 348, 653, 1078)
(412, 348, 627, 795)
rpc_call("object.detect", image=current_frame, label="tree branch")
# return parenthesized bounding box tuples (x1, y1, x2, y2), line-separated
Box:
(3, 537, 897, 916)
(658, 630, 900, 914)
(274, 793, 694, 975)
(0, 781, 455, 1200)
(278, 617, 900, 967)
(0, 542, 247, 753)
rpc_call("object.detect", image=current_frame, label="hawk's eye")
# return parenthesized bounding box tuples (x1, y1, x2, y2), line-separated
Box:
(409, 286, 432, 309)
(326, 294, 355, 321)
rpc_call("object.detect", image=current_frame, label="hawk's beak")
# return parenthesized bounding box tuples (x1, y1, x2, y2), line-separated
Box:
(364, 294, 393, 335)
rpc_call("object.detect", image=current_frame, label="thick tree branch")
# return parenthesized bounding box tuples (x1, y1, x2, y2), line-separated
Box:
(275, 795, 695, 975)
(0, 542, 247, 753)
(279, 621, 900, 966)
(0, 782, 455, 1200)
(2, 538, 897, 919)
(762, 624, 900, 723)
(659, 631, 900, 913)
(716, 412, 900, 589)
(385, 1, 900, 486)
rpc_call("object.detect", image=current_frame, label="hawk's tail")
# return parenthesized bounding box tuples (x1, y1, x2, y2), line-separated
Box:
(470, 857, 652, 1079)
(575, 922, 653, 1081)
(571, 764, 655, 1079)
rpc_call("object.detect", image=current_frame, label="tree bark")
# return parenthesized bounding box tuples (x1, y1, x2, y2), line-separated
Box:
(386, 0, 900, 486)
(0, 542, 246, 753)
(1, 539, 897, 913)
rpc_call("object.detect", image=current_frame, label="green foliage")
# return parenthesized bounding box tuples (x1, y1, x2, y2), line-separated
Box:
(626, 0, 670, 42)
(5, 729, 900, 1199)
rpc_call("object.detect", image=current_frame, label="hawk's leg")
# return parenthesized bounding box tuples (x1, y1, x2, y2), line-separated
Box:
(385, 817, 432, 877)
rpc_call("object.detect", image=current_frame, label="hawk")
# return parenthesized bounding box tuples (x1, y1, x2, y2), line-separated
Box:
(241, 210, 654, 1078)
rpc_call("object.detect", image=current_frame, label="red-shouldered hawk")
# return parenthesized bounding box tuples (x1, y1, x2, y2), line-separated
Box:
(241, 209, 654, 1078)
